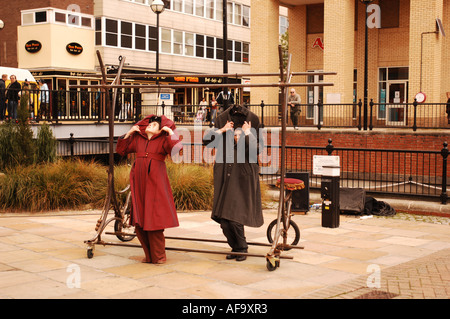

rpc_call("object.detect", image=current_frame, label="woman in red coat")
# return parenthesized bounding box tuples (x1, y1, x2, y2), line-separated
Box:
(116, 115, 182, 264)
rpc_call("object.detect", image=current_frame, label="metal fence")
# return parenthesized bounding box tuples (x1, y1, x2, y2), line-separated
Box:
(59, 135, 449, 204)
(7, 88, 450, 130)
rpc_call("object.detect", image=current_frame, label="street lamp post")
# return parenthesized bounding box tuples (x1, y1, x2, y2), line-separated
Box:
(151, 0, 165, 84)
(360, 0, 373, 131)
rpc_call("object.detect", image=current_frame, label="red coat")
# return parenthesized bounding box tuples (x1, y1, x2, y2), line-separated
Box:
(116, 115, 182, 231)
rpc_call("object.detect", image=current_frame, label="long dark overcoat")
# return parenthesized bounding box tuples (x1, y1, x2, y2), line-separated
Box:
(203, 106, 264, 227)
(116, 115, 182, 231)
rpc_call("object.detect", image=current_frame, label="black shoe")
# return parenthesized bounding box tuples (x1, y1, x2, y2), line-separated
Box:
(235, 254, 247, 262)
(226, 254, 236, 260)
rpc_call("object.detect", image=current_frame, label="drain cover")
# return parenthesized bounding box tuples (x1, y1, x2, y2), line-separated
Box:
(354, 290, 399, 299)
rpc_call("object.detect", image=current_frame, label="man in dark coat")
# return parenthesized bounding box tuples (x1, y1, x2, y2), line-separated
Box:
(203, 105, 263, 261)
(116, 115, 182, 264)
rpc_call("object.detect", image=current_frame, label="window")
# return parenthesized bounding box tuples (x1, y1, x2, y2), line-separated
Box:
(227, 2, 233, 23)
(149, 26, 158, 51)
(227, 40, 232, 61)
(234, 3, 242, 25)
(35, 11, 47, 23)
(185, 32, 194, 56)
(161, 28, 172, 53)
(196, 0, 205, 17)
(216, 38, 223, 60)
(206, 36, 215, 59)
(206, 0, 214, 19)
(173, 0, 182, 12)
(234, 41, 242, 62)
(215, 0, 223, 21)
(95, 18, 102, 45)
(280, 16, 288, 35)
(135, 23, 146, 50)
(81, 17, 92, 28)
(243, 42, 249, 63)
(55, 12, 66, 23)
(196, 34, 204, 57)
(185, 0, 194, 14)
(121, 21, 133, 48)
(242, 5, 250, 27)
(105, 19, 118, 46)
(173, 30, 183, 54)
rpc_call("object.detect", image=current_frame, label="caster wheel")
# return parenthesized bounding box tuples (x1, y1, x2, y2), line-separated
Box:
(266, 259, 279, 271)
(87, 248, 94, 259)
(266, 219, 300, 250)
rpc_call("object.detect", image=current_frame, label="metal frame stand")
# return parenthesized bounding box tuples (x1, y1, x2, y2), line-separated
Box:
(81, 48, 335, 271)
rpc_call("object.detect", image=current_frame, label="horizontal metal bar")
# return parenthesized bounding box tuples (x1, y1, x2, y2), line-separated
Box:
(69, 82, 334, 89)
(165, 235, 304, 250)
(117, 71, 338, 78)
(91, 240, 294, 259)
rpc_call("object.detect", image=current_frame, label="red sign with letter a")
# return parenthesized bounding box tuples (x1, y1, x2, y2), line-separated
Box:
(312, 37, 324, 50)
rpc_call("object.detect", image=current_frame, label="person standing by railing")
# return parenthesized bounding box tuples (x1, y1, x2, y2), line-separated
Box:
(37, 79, 50, 122)
(210, 95, 218, 126)
(6, 75, 21, 120)
(288, 88, 301, 130)
(446, 92, 450, 124)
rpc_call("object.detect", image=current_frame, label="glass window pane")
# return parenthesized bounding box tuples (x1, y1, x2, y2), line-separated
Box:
(234, 4, 241, 25)
(121, 35, 132, 48)
(173, 43, 182, 54)
(173, 0, 182, 12)
(242, 5, 250, 27)
(149, 26, 158, 39)
(135, 24, 146, 37)
(136, 37, 146, 50)
(185, 0, 193, 14)
(95, 18, 102, 30)
(121, 21, 132, 35)
(55, 12, 66, 23)
(106, 33, 118, 46)
(196, 0, 204, 16)
(173, 31, 183, 43)
(161, 42, 171, 53)
(161, 29, 171, 41)
(149, 39, 158, 51)
(106, 19, 118, 32)
(82, 17, 91, 27)
(22, 13, 34, 25)
(227, 3, 233, 23)
(35, 11, 47, 23)
(206, 0, 214, 19)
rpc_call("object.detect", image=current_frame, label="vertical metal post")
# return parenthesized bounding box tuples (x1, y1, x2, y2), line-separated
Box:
(413, 99, 418, 131)
(156, 12, 160, 85)
(363, 3, 369, 131)
(260, 100, 265, 128)
(222, 0, 229, 110)
(441, 142, 448, 205)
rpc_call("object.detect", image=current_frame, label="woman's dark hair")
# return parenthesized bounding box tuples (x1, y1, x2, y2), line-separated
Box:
(149, 115, 161, 124)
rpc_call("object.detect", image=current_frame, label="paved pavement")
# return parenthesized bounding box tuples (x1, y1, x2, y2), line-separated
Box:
(0, 206, 449, 303)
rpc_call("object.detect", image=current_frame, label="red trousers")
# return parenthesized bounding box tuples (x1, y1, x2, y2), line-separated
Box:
(135, 226, 166, 263)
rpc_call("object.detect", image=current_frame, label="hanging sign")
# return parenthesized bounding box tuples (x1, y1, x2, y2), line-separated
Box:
(25, 40, 42, 53)
(66, 42, 83, 55)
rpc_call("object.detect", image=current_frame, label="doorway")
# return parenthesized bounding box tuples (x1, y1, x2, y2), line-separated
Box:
(386, 81, 407, 125)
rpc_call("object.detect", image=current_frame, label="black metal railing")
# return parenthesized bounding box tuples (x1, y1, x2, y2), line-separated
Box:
(5, 88, 449, 130)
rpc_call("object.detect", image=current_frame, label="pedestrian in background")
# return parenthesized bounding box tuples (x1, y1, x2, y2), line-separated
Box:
(288, 88, 301, 130)
(38, 79, 50, 122)
(6, 75, 21, 120)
